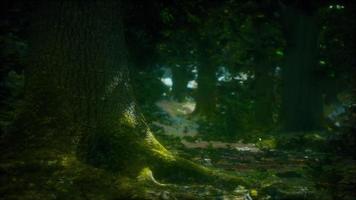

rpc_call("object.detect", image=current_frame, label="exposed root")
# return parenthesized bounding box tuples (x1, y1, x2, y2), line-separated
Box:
(137, 167, 167, 187)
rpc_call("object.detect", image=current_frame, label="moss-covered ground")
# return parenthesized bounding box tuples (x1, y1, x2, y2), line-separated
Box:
(1, 99, 355, 199)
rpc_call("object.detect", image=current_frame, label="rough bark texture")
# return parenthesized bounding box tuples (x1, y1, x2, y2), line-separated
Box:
(20, 0, 146, 172)
(281, 6, 323, 132)
(22, 0, 247, 186)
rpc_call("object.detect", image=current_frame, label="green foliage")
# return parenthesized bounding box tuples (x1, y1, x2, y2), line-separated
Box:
(160, 8, 174, 24)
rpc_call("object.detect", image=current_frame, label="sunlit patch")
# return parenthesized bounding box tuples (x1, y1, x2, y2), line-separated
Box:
(137, 167, 166, 186)
(104, 72, 123, 99)
(233, 72, 252, 84)
(233, 72, 249, 81)
(217, 66, 232, 82)
(161, 77, 173, 88)
(187, 80, 197, 89)
(329, 4, 345, 10)
(120, 103, 137, 128)
(154, 100, 198, 137)
(275, 50, 284, 56)
(159, 67, 173, 90)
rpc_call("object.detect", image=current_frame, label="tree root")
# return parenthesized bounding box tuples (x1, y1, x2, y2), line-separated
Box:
(143, 133, 252, 189)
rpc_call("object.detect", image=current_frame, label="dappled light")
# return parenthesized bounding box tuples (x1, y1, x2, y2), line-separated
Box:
(1, 0, 355, 200)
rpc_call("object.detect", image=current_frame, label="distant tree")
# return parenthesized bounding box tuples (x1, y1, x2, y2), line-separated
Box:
(193, 38, 218, 117)
(157, 29, 195, 102)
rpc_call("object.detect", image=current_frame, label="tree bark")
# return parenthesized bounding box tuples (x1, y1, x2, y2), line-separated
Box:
(280, 6, 323, 132)
(21, 0, 247, 186)
(25, 0, 145, 172)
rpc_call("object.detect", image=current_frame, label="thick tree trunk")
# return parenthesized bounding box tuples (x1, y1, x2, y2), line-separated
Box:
(281, 7, 323, 132)
(21, 0, 247, 186)
(25, 0, 148, 172)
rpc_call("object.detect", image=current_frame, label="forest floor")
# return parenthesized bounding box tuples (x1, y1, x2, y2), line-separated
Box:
(151, 99, 356, 200)
(0, 100, 354, 200)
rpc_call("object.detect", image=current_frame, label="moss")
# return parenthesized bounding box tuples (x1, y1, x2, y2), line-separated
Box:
(137, 167, 153, 182)
(136, 129, 252, 188)
(250, 189, 258, 197)
(137, 167, 167, 187)
(119, 110, 138, 128)
(256, 138, 277, 150)
(144, 130, 175, 162)
(60, 155, 78, 167)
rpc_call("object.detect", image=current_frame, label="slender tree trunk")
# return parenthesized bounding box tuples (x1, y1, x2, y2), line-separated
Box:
(171, 65, 190, 102)
(281, 6, 323, 132)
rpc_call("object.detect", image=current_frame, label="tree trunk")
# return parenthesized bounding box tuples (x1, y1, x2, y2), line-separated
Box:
(171, 65, 190, 102)
(194, 63, 216, 118)
(254, 63, 274, 129)
(25, 0, 143, 172)
(194, 43, 217, 118)
(281, 6, 323, 132)
(21, 0, 247, 186)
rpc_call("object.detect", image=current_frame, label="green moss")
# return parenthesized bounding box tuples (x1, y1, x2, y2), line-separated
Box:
(144, 130, 175, 162)
(256, 138, 277, 150)
(119, 110, 138, 128)
(137, 167, 153, 182)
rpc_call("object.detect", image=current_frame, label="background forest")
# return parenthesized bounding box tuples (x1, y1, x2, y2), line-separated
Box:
(0, 0, 355, 199)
